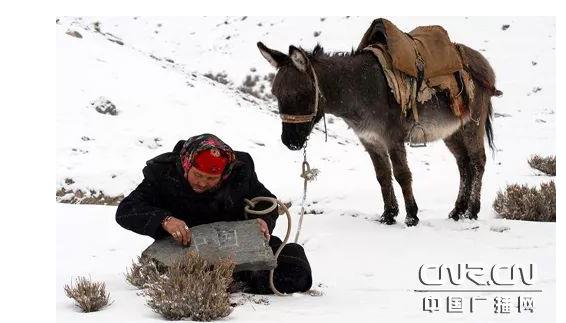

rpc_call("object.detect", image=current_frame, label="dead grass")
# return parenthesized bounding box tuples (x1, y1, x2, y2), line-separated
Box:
(238, 73, 276, 102)
(141, 252, 235, 321)
(56, 187, 124, 205)
(493, 181, 555, 222)
(125, 256, 164, 289)
(528, 155, 556, 176)
(64, 276, 111, 312)
(204, 72, 231, 85)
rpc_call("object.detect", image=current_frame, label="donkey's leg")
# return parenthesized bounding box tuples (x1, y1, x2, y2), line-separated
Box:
(460, 92, 490, 220)
(461, 125, 486, 220)
(443, 131, 472, 221)
(389, 143, 419, 226)
(361, 140, 399, 225)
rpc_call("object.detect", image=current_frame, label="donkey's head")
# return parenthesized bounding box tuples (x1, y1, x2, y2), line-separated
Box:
(257, 42, 324, 150)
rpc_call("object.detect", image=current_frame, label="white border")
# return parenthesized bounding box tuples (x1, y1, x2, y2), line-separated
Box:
(1, 0, 562, 321)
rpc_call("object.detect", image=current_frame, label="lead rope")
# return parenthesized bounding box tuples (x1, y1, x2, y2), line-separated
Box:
(244, 197, 291, 296)
(294, 145, 319, 243)
(243, 148, 319, 296)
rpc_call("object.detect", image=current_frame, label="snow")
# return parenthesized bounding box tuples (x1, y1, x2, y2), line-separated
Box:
(56, 16, 555, 322)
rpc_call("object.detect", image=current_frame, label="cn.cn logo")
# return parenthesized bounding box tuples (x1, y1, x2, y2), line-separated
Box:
(418, 263, 537, 286)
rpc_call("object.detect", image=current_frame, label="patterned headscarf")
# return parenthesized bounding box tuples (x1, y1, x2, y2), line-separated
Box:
(179, 133, 237, 182)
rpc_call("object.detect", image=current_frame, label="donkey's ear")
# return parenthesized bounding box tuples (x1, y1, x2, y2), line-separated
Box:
(257, 42, 288, 68)
(289, 45, 308, 72)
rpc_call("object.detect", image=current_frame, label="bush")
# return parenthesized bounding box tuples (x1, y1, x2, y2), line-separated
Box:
(64, 276, 111, 312)
(204, 72, 231, 85)
(142, 252, 235, 321)
(125, 256, 163, 289)
(528, 155, 556, 176)
(493, 181, 555, 222)
(56, 187, 124, 205)
(237, 73, 276, 102)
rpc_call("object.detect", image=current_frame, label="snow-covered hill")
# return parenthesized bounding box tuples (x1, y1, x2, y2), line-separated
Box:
(56, 16, 555, 322)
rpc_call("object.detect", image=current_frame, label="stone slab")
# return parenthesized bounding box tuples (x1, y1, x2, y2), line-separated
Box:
(142, 220, 276, 272)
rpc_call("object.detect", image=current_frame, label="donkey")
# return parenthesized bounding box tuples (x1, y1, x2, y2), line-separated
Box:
(257, 40, 500, 227)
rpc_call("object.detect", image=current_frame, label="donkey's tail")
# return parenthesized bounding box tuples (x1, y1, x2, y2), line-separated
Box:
(485, 100, 495, 152)
(457, 43, 498, 151)
(457, 43, 503, 98)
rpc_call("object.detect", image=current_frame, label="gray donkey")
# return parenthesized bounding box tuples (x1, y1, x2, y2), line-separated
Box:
(257, 39, 500, 227)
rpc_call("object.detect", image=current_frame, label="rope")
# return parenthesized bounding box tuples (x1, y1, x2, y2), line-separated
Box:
(279, 58, 329, 141)
(243, 146, 319, 295)
(244, 197, 292, 296)
(309, 62, 328, 142)
(294, 146, 319, 243)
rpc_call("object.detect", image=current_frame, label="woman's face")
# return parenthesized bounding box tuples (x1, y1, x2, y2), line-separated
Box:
(186, 167, 222, 193)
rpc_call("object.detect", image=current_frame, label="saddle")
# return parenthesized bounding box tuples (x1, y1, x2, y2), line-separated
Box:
(358, 18, 463, 78)
(357, 18, 473, 121)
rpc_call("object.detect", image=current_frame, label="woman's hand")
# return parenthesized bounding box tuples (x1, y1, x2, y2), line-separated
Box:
(162, 216, 192, 246)
(256, 218, 270, 241)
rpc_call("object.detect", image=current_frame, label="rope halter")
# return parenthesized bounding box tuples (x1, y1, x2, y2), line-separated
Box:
(278, 57, 328, 142)
(279, 62, 323, 125)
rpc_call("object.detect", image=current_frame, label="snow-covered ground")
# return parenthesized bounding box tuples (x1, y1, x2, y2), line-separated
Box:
(56, 16, 556, 322)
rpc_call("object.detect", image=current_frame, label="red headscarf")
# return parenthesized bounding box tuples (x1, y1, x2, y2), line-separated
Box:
(193, 148, 229, 175)
(179, 134, 236, 180)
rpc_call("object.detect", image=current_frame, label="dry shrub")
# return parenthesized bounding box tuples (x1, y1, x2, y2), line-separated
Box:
(528, 155, 556, 176)
(142, 252, 235, 321)
(125, 256, 163, 289)
(64, 276, 111, 312)
(204, 72, 231, 85)
(56, 187, 124, 205)
(238, 73, 276, 102)
(493, 181, 555, 222)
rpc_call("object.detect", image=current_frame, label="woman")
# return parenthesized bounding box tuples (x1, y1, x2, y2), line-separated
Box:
(116, 133, 312, 294)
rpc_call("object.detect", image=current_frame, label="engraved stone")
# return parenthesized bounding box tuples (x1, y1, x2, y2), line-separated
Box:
(142, 220, 276, 272)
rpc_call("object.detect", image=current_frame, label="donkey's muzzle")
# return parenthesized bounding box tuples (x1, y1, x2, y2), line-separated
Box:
(281, 122, 311, 150)
(281, 133, 305, 151)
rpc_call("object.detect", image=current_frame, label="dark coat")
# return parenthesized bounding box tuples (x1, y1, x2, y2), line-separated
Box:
(115, 140, 279, 240)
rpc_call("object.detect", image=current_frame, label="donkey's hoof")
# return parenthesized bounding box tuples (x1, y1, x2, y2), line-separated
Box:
(378, 208, 398, 225)
(448, 208, 464, 221)
(405, 216, 419, 227)
(463, 209, 478, 220)
(378, 215, 397, 225)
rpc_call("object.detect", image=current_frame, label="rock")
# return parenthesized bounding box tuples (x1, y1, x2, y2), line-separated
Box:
(494, 112, 512, 118)
(93, 21, 101, 33)
(66, 30, 82, 38)
(490, 225, 510, 233)
(89, 97, 117, 115)
(142, 220, 276, 272)
(107, 38, 124, 46)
